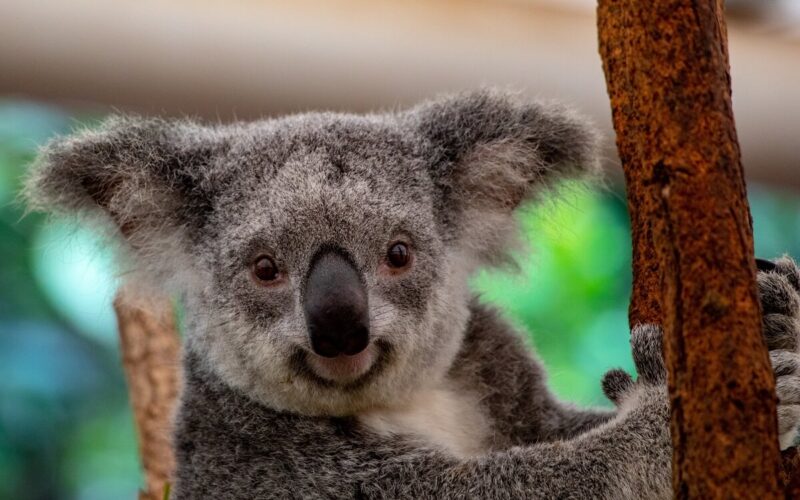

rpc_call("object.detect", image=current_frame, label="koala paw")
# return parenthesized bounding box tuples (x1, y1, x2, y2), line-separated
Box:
(602, 324, 666, 405)
(758, 256, 800, 449)
(602, 258, 800, 449)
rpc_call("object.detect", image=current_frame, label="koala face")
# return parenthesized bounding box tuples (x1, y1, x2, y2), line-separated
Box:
(189, 117, 469, 415)
(26, 90, 598, 416)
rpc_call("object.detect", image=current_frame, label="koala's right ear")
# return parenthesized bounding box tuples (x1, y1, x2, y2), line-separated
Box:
(25, 115, 223, 254)
(405, 89, 601, 265)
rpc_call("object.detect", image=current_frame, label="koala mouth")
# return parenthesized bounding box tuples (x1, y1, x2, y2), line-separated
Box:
(307, 347, 376, 381)
(289, 339, 392, 390)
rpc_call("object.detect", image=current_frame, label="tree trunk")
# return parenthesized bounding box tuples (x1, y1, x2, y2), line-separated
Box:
(596, 1, 784, 498)
(114, 290, 181, 500)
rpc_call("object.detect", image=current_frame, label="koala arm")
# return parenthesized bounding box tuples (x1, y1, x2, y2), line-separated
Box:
(173, 325, 670, 500)
(172, 261, 800, 500)
(174, 351, 670, 500)
(537, 400, 617, 441)
(453, 301, 615, 445)
(363, 325, 671, 499)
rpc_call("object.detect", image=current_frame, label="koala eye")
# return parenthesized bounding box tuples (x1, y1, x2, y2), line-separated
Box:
(252, 255, 279, 283)
(386, 242, 411, 269)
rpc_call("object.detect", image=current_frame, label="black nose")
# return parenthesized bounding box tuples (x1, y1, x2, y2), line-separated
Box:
(303, 249, 370, 358)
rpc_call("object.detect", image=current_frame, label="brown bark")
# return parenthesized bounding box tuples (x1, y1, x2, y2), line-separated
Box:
(114, 290, 181, 500)
(597, 1, 783, 498)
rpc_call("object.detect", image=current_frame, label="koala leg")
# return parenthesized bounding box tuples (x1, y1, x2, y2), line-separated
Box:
(758, 257, 800, 449)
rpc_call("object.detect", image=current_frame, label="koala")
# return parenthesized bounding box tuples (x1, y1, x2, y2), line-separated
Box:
(25, 90, 800, 499)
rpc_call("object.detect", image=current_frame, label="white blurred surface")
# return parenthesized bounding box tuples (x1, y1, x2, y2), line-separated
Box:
(0, 0, 797, 186)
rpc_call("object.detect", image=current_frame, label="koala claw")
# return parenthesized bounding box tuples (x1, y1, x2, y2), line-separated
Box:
(757, 258, 778, 272)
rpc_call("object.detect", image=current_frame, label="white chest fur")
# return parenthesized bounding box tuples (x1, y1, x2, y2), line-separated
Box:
(357, 386, 490, 458)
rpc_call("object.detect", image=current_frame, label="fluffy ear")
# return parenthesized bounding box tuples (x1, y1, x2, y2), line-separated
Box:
(407, 89, 600, 264)
(25, 116, 222, 283)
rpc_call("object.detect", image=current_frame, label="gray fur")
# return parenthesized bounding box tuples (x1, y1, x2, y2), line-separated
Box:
(759, 257, 800, 449)
(23, 89, 798, 499)
(173, 308, 669, 499)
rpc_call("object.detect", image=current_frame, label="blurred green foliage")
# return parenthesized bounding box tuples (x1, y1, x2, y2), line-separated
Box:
(472, 186, 634, 405)
(1, 100, 798, 500)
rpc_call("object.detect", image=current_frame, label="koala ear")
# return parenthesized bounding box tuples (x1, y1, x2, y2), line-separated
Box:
(407, 89, 600, 264)
(25, 116, 222, 282)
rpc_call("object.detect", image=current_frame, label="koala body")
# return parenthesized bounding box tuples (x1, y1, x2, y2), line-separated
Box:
(26, 90, 800, 499)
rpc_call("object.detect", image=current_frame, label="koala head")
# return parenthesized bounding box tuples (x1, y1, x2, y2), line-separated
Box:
(26, 90, 598, 416)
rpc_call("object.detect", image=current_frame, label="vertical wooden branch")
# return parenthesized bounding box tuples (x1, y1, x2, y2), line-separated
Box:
(114, 290, 181, 500)
(597, 1, 783, 498)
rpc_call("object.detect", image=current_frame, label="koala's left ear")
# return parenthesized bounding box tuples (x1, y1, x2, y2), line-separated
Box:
(25, 116, 225, 283)
(406, 89, 600, 263)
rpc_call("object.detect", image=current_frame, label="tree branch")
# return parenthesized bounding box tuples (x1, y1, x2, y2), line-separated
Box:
(114, 290, 180, 500)
(597, 0, 783, 497)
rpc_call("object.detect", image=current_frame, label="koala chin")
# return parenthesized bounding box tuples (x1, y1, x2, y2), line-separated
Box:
(26, 89, 800, 499)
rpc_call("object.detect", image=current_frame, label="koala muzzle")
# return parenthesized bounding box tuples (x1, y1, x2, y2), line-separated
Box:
(303, 250, 370, 358)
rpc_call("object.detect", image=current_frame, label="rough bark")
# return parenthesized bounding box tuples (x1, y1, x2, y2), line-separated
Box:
(114, 290, 181, 500)
(597, 1, 783, 498)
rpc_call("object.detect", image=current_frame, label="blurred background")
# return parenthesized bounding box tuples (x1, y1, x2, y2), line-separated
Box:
(0, 0, 798, 498)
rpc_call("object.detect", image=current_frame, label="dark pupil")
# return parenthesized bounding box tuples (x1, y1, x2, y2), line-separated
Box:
(388, 243, 409, 267)
(254, 257, 277, 281)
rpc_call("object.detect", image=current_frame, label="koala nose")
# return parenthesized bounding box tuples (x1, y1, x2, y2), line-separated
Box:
(303, 249, 370, 358)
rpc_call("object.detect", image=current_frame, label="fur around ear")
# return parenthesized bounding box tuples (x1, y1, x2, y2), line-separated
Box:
(25, 116, 220, 241)
(24, 116, 224, 289)
(407, 89, 601, 264)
